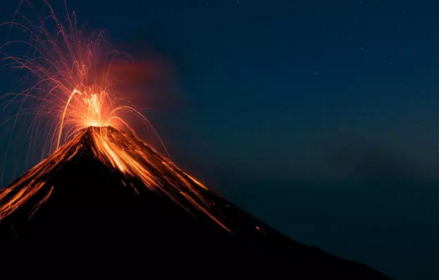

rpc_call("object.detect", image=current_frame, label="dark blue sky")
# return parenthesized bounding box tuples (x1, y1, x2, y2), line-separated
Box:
(0, 1, 438, 279)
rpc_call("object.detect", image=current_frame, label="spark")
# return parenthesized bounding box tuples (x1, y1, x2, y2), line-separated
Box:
(0, 1, 230, 232)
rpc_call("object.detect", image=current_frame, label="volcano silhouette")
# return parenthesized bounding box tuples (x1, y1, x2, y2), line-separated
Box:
(0, 127, 389, 279)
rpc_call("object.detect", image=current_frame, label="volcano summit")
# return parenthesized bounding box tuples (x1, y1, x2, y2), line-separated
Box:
(0, 127, 389, 279)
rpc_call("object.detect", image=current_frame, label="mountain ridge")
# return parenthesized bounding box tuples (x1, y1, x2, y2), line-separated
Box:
(0, 126, 391, 279)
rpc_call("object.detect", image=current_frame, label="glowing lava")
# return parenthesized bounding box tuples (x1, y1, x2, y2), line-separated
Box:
(0, 1, 162, 153)
(0, 1, 230, 231)
(0, 127, 230, 232)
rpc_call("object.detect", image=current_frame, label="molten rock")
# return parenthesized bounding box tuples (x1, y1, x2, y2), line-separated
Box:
(0, 127, 389, 279)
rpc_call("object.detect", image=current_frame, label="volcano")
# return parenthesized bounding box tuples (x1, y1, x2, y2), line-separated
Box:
(0, 127, 389, 279)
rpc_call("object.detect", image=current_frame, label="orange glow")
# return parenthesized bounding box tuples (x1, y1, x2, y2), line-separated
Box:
(0, 133, 83, 220)
(0, 2, 230, 232)
(0, 127, 231, 232)
(89, 127, 231, 232)
(1, 1, 164, 154)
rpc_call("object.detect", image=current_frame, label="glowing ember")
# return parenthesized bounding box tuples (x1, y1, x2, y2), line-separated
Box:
(0, 127, 231, 232)
(0, 1, 161, 152)
(0, 1, 230, 232)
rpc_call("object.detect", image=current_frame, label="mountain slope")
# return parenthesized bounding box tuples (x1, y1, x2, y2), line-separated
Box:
(0, 127, 390, 279)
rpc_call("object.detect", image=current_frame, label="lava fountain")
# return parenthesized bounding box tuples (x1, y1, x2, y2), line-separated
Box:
(0, 1, 230, 232)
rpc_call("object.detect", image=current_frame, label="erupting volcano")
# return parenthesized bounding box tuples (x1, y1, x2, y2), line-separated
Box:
(0, 2, 390, 278)
(0, 126, 389, 278)
(0, 126, 230, 232)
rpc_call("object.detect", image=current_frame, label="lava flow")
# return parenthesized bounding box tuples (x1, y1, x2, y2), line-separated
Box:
(0, 1, 229, 231)
(0, 126, 230, 232)
(0, 3, 396, 278)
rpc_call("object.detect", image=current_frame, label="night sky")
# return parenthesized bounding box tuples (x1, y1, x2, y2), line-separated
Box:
(0, 1, 438, 279)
